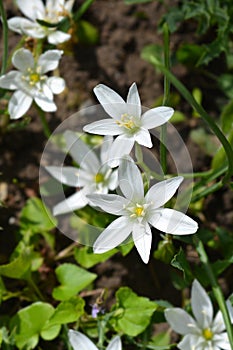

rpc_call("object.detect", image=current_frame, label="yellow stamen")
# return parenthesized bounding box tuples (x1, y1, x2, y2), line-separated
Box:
(202, 328, 213, 340)
(95, 173, 104, 183)
(30, 73, 40, 84)
(116, 113, 136, 130)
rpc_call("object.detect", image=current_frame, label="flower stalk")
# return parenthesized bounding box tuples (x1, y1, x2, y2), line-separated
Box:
(160, 23, 171, 175)
(0, 0, 8, 75)
(193, 235, 233, 349)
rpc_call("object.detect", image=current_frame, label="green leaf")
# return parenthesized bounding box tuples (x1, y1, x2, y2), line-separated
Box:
(111, 287, 157, 336)
(12, 302, 55, 349)
(52, 263, 97, 301)
(150, 330, 170, 347)
(211, 129, 233, 170)
(45, 297, 85, 327)
(76, 20, 99, 44)
(176, 43, 204, 67)
(171, 247, 193, 284)
(0, 247, 34, 279)
(74, 246, 117, 268)
(20, 197, 57, 234)
(153, 236, 175, 264)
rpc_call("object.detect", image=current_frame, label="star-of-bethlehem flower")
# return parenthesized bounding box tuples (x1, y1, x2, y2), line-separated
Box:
(0, 48, 65, 119)
(165, 279, 230, 350)
(68, 330, 122, 350)
(46, 131, 118, 216)
(8, 0, 74, 45)
(83, 83, 174, 167)
(87, 157, 198, 264)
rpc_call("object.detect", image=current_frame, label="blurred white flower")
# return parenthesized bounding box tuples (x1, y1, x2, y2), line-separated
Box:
(46, 131, 118, 216)
(83, 83, 174, 167)
(87, 157, 198, 263)
(68, 330, 122, 350)
(0, 48, 65, 119)
(8, 0, 74, 44)
(165, 279, 230, 350)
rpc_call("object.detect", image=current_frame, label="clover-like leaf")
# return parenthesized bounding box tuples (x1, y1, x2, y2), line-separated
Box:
(52, 263, 97, 301)
(111, 287, 157, 336)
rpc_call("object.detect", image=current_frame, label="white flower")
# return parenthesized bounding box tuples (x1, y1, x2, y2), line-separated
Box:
(68, 330, 122, 350)
(87, 157, 198, 263)
(46, 131, 118, 216)
(0, 48, 65, 119)
(8, 0, 74, 44)
(83, 83, 174, 167)
(165, 279, 230, 350)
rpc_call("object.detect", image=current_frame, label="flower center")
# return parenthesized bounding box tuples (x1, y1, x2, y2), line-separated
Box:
(29, 73, 41, 85)
(202, 328, 213, 341)
(116, 113, 137, 130)
(95, 173, 104, 183)
(129, 204, 145, 219)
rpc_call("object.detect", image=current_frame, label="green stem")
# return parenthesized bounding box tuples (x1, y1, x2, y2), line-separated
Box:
(36, 105, 51, 138)
(97, 319, 105, 350)
(149, 57, 233, 183)
(0, 0, 8, 75)
(74, 0, 95, 21)
(28, 277, 45, 301)
(160, 23, 170, 174)
(194, 236, 233, 348)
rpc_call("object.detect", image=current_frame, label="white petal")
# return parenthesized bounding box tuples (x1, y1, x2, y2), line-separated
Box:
(108, 170, 118, 190)
(108, 135, 134, 167)
(149, 208, 198, 235)
(12, 48, 34, 72)
(141, 106, 174, 129)
(93, 216, 132, 253)
(145, 176, 183, 208)
(53, 190, 89, 216)
(212, 310, 226, 333)
(107, 336, 122, 350)
(214, 333, 231, 350)
(100, 136, 114, 164)
(64, 130, 99, 172)
(134, 128, 152, 147)
(64, 0, 75, 12)
(45, 166, 80, 187)
(16, 0, 45, 20)
(48, 31, 71, 45)
(126, 82, 141, 118)
(94, 84, 127, 119)
(47, 77, 65, 94)
(0, 71, 21, 90)
(178, 334, 203, 350)
(8, 17, 34, 34)
(83, 119, 124, 135)
(164, 308, 197, 335)
(34, 95, 57, 112)
(38, 50, 63, 74)
(118, 157, 144, 201)
(9, 90, 32, 119)
(191, 279, 213, 329)
(87, 194, 128, 215)
(22, 23, 46, 38)
(132, 222, 152, 264)
(68, 330, 98, 350)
